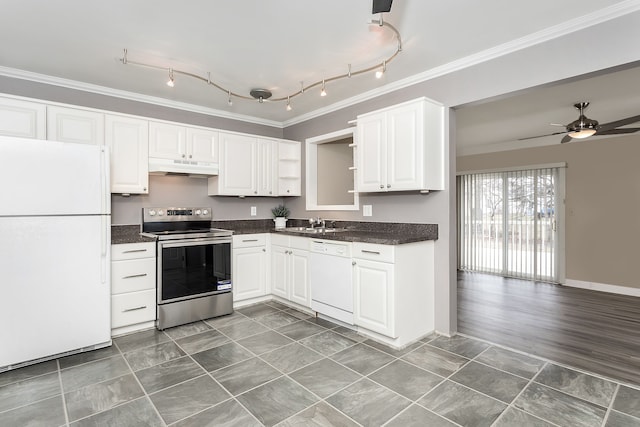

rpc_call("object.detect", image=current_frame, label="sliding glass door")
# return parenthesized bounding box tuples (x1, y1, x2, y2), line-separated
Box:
(458, 166, 563, 282)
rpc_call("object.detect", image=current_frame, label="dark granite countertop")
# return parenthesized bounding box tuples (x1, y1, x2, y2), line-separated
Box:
(112, 220, 437, 245)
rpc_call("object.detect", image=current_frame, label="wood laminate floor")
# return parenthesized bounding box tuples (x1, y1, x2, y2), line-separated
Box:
(458, 271, 640, 386)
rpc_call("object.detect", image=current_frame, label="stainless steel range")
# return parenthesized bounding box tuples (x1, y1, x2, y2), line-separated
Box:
(142, 207, 233, 330)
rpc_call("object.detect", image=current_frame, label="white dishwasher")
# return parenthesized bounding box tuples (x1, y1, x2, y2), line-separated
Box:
(309, 239, 353, 324)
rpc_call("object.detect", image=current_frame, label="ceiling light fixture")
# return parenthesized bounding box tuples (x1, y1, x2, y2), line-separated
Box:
(567, 102, 598, 139)
(119, 12, 401, 108)
(286, 96, 292, 111)
(375, 60, 387, 79)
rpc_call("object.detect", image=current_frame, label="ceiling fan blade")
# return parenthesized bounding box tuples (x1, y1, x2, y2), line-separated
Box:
(560, 134, 573, 144)
(596, 127, 640, 135)
(597, 115, 640, 132)
(518, 131, 567, 141)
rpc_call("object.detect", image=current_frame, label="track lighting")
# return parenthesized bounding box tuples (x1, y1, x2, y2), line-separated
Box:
(120, 13, 401, 109)
(166, 69, 175, 87)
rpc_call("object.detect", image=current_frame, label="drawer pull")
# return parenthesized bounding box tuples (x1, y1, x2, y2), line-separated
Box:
(123, 305, 147, 312)
(361, 250, 381, 255)
(243, 239, 259, 242)
(123, 249, 147, 254)
(123, 273, 148, 279)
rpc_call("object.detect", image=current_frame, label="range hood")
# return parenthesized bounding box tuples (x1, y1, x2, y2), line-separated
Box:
(148, 157, 218, 177)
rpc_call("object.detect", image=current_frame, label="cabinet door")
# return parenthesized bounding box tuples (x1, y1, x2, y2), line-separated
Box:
(149, 122, 185, 160)
(218, 133, 256, 195)
(256, 139, 275, 196)
(186, 127, 218, 163)
(105, 115, 149, 194)
(277, 140, 301, 196)
(386, 102, 423, 191)
(356, 112, 386, 192)
(233, 246, 267, 301)
(271, 245, 289, 299)
(0, 97, 45, 139)
(289, 249, 310, 307)
(47, 106, 104, 145)
(353, 259, 396, 337)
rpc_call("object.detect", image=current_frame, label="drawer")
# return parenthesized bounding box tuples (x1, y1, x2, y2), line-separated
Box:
(352, 242, 394, 263)
(112, 242, 155, 261)
(233, 234, 267, 248)
(270, 233, 289, 247)
(112, 258, 156, 294)
(289, 235, 309, 250)
(111, 289, 156, 328)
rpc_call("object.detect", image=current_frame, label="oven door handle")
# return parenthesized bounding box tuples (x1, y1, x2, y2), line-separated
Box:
(158, 237, 232, 248)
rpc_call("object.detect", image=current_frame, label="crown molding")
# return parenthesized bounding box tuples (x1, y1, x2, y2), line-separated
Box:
(0, 66, 284, 129)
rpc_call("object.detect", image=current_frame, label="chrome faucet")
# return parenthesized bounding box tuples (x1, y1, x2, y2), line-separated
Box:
(309, 217, 325, 229)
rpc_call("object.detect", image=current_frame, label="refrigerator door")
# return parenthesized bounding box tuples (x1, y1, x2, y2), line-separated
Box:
(0, 136, 110, 216)
(0, 215, 111, 367)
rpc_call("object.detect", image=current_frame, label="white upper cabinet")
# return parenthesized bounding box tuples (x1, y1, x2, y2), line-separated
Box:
(277, 140, 301, 196)
(256, 138, 275, 196)
(356, 97, 444, 192)
(186, 127, 218, 163)
(47, 106, 104, 145)
(105, 115, 149, 194)
(0, 97, 46, 139)
(148, 122, 186, 159)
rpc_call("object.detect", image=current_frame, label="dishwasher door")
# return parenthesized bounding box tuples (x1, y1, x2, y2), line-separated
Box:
(310, 242, 354, 324)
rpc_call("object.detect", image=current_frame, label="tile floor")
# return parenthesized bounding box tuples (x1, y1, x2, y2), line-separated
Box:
(1, 301, 640, 427)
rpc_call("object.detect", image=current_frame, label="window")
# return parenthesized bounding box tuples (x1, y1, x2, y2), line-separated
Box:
(457, 165, 565, 282)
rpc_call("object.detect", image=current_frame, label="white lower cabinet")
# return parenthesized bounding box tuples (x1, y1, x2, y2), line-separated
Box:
(232, 234, 268, 302)
(271, 235, 310, 308)
(111, 242, 156, 335)
(353, 257, 395, 337)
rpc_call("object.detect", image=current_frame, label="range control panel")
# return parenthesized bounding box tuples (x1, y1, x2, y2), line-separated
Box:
(143, 207, 212, 222)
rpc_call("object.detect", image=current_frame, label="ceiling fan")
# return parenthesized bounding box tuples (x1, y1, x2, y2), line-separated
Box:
(519, 102, 640, 143)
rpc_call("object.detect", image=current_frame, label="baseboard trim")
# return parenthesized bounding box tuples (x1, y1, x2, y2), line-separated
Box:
(563, 279, 640, 297)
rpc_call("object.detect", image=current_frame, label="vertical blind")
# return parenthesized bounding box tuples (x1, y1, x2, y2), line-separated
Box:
(457, 167, 560, 282)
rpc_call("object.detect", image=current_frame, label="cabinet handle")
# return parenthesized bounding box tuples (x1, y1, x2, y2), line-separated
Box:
(143, 187, 147, 192)
(189, 154, 192, 158)
(123, 273, 148, 279)
(123, 249, 147, 254)
(361, 250, 381, 255)
(379, 184, 384, 189)
(182, 154, 186, 158)
(243, 239, 259, 242)
(262, 248, 266, 252)
(287, 189, 290, 193)
(387, 184, 391, 188)
(269, 191, 272, 194)
(254, 191, 257, 194)
(352, 261, 357, 266)
(123, 306, 147, 312)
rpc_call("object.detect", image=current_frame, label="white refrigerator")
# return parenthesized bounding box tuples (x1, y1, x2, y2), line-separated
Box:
(0, 136, 112, 369)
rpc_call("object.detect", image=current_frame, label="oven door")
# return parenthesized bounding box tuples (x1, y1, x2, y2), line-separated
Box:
(157, 237, 232, 304)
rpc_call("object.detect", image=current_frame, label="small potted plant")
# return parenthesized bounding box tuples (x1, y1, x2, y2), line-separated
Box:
(271, 204, 290, 229)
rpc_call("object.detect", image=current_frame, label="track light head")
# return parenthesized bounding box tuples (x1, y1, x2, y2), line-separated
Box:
(167, 69, 175, 87)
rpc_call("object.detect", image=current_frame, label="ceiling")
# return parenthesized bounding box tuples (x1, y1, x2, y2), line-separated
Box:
(1, 0, 639, 148)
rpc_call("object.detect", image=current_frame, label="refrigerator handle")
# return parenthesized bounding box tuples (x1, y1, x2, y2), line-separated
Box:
(100, 146, 111, 214)
(101, 215, 108, 284)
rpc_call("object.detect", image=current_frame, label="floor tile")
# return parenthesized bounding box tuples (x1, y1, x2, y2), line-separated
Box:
(613, 385, 640, 418)
(134, 356, 205, 394)
(332, 326, 368, 342)
(401, 344, 469, 377)
(278, 401, 359, 427)
(123, 341, 185, 371)
(326, 378, 411, 427)
(212, 357, 281, 395)
(260, 342, 323, 373)
(172, 398, 262, 427)
(475, 346, 545, 379)
(256, 311, 301, 329)
(65, 373, 144, 421)
(305, 316, 340, 329)
(514, 382, 606, 427)
(421, 332, 438, 343)
(418, 380, 507, 427)
(364, 339, 424, 357)
(282, 307, 312, 320)
(237, 376, 318, 426)
(606, 410, 640, 427)
(0, 360, 58, 388)
(113, 329, 170, 353)
(218, 318, 270, 340)
(238, 303, 282, 319)
(385, 404, 457, 427)
(204, 311, 248, 329)
(58, 345, 121, 370)
(331, 343, 394, 375)
(428, 335, 491, 358)
(60, 356, 130, 392)
(276, 320, 326, 340)
(149, 375, 229, 424)
(368, 359, 443, 400)
(535, 363, 617, 407)
(300, 330, 357, 356)
(264, 300, 290, 310)
(493, 407, 555, 427)
(0, 395, 65, 427)
(290, 358, 362, 398)
(175, 329, 230, 354)
(163, 321, 212, 340)
(70, 396, 163, 427)
(450, 361, 529, 403)
(237, 330, 293, 355)
(192, 342, 253, 372)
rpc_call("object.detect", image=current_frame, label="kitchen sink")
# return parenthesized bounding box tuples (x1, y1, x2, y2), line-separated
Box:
(280, 226, 347, 234)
